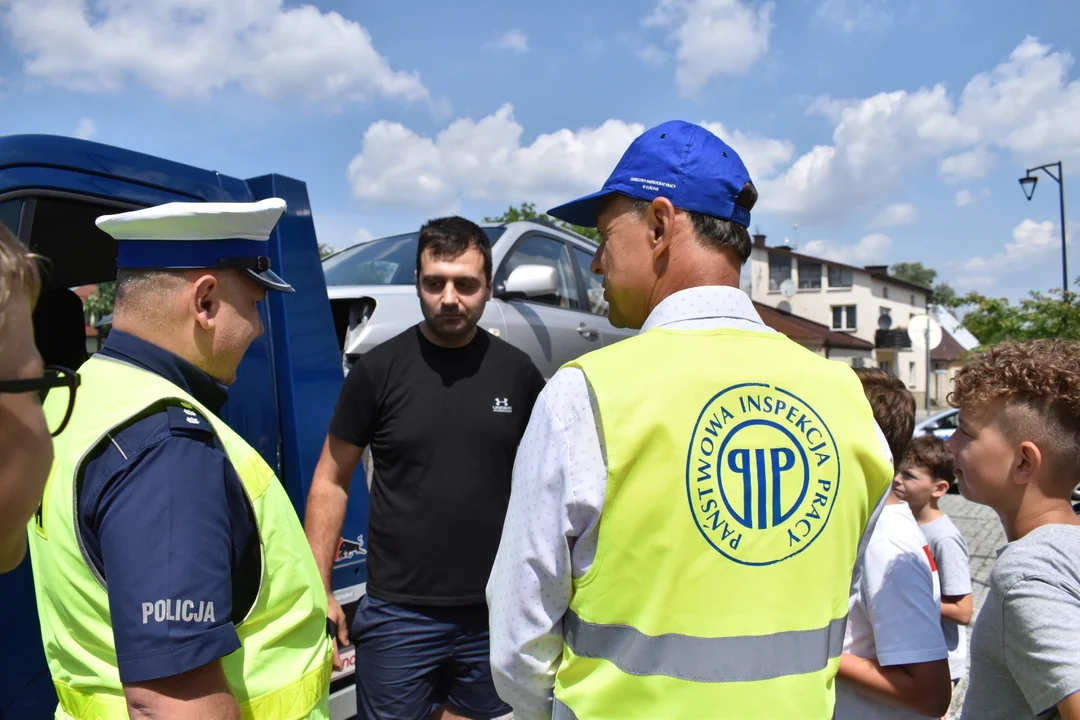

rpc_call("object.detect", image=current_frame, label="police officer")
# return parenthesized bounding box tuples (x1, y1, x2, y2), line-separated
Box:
(29, 199, 333, 719)
(487, 121, 896, 720)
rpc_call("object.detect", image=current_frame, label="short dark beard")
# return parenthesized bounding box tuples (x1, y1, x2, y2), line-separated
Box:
(419, 304, 479, 348)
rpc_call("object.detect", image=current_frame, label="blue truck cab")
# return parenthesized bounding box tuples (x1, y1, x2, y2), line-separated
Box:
(0, 135, 369, 719)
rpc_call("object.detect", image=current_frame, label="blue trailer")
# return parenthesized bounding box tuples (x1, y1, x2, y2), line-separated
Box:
(0, 135, 369, 719)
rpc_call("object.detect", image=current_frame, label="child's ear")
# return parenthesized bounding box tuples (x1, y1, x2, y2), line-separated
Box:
(931, 479, 951, 499)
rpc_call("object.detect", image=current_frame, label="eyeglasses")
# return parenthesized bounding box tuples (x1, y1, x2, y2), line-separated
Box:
(0, 366, 80, 436)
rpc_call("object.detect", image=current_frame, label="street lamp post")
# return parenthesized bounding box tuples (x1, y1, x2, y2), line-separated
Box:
(1018, 161, 1068, 298)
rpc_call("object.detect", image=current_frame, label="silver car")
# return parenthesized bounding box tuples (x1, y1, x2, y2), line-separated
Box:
(913, 407, 960, 441)
(323, 219, 635, 378)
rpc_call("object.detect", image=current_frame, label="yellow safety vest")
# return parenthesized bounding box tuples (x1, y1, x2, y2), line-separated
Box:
(551, 328, 893, 720)
(29, 355, 333, 720)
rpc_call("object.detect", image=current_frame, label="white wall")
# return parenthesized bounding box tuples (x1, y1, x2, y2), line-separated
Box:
(746, 246, 931, 402)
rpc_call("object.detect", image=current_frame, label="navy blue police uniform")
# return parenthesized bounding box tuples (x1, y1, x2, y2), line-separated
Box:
(76, 330, 261, 683)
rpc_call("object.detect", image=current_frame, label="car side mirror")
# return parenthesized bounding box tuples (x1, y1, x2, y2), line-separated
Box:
(497, 264, 558, 299)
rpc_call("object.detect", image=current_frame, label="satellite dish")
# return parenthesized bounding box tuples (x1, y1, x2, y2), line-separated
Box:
(878, 313, 893, 330)
(779, 279, 796, 298)
(908, 314, 943, 350)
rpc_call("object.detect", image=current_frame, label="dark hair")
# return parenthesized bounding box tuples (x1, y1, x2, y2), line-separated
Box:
(626, 182, 757, 263)
(853, 367, 916, 471)
(904, 435, 955, 484)
(415, 216, 492, 284)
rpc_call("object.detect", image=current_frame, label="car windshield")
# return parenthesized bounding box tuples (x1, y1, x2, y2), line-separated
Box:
(322, 228, 506, 286)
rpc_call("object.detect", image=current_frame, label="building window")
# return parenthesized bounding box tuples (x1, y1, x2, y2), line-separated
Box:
(828, 266, 853, 288)
(769, 253, 792, 291)
(832, 305, 857, 331)
(909, 361, 916, 386)
(883, 286, 889, 299)
(911, 294, 916, 306)
(798, 259, 822, 289)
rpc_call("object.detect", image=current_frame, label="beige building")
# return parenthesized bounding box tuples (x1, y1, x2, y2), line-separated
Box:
(742, 234, 933, 408)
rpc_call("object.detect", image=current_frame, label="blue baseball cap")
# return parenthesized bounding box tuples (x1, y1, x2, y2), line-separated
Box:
(548, 120, 755, 229)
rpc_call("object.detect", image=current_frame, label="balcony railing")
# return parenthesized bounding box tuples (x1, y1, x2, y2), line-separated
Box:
(875, 329, 912, 349)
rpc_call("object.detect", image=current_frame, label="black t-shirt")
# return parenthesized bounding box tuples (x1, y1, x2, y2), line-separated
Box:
(329, 325, 546, 605)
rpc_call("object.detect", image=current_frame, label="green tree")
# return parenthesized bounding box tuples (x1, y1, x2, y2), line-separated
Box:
(888, 261, 958, 308)
(318, 243, 336, 258)
(956, 283, 1080, 345)
(484, 202, 600, 243)
(83, 282, 115, 325)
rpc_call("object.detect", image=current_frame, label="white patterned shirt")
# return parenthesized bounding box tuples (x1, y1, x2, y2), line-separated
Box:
(485, 285, 892, 720)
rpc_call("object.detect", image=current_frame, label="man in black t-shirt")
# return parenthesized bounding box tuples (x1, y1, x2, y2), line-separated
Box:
(304, 216, 545, 720)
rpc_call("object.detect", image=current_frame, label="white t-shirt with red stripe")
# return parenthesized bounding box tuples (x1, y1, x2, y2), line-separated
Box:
(835, 501, 949, 720)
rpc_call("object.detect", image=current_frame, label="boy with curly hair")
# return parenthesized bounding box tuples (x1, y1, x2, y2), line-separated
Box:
(949, 339, 1080, 720)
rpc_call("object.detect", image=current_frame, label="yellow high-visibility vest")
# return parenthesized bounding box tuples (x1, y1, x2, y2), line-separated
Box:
(552, 327, 893, 720)
(29, 355, 333, 719)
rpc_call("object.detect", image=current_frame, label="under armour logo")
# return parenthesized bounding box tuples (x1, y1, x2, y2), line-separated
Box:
(493, 398, 512, 413)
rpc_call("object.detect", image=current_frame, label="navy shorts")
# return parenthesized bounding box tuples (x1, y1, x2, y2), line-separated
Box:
(350, 594, 511, 720)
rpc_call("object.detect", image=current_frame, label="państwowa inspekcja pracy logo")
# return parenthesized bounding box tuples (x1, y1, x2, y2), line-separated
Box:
(686, 382, 840, 566)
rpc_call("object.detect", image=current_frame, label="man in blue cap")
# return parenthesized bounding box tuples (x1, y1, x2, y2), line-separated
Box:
(487, 121, 895, 719)
(27, 199, 334, 719)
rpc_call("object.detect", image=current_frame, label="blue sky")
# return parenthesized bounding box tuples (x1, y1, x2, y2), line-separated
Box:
(2, 0, 1079, 300)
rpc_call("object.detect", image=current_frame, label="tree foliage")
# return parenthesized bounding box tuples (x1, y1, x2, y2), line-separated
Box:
(888, 261, 958, 308)
(82, 282, 115, 324)
(483, 202, 600, 243)
(318, 243, 336, 258)
(956, 283, 1080, 345)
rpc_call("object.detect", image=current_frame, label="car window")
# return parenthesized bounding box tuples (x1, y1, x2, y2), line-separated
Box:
(323, 228, 506, 286)
(498, 235, 580, 310)
(937, 411, 960, 429)
(570, 245, 607, 317)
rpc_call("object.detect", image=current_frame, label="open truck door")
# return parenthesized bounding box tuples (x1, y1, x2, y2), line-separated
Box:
(0, 135, 368, 719)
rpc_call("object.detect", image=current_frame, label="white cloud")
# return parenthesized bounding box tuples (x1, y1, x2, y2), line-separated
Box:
(870, 203, 917, 228)
(815, 0, 893, 33)
(802, 233, 892, 266)
(490, 30, 529, 54)
(757, 85, 974, 221)
(583, 37, 605, 56)
(962, 219, 1060, 275)
(637, 44, 670, 67)
(955, 188, 992, 208)
(699, 122, 795, 180)
(958, 37, 1080, 162)
(353, 228, 374, 245)
(940, 146, 997, 182)
(73, 117, 95, 140)
(1, 0, 430, 107)
(346, 104, 645, 211)
(756, 37, 1080, 223)
(644, 0, 774, 97)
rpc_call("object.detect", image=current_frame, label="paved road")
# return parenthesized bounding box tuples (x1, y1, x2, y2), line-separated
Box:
(938, 493, 1007, 719)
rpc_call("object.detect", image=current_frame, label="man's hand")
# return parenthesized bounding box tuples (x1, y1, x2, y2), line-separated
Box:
(328, 593, 350, 671)
(124, 659, 239, 720)
(1059, 689, 1080, 720)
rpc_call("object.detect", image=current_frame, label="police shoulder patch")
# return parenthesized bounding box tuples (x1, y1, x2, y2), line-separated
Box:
(165, 403, 213, 437)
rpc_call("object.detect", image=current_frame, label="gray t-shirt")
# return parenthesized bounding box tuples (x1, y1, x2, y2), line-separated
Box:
(960, 524, 1080, 719)
(921, 515, 972, 679)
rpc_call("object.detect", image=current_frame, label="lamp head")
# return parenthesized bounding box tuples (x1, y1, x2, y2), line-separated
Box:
(1019, 174, 1038, 201)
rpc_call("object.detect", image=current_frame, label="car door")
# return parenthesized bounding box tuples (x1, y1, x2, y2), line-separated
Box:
(567, 243, 637, 347)
(494, 233, 600, 378)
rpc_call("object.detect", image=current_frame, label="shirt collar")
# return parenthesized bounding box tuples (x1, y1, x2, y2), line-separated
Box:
(98, 330, 229, 414)
(640, 286, 766, 332)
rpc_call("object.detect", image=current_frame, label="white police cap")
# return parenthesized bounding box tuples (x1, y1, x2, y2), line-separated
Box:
(95, 198, 293, 293)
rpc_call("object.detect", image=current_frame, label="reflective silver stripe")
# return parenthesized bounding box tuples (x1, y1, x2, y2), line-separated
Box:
(564, 611, 847, 683)
(552, 699, 580, 720)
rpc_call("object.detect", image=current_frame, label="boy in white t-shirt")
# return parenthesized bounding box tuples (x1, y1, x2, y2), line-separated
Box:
(893, 435, 973, 685)
(836, 370, 952, 720)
